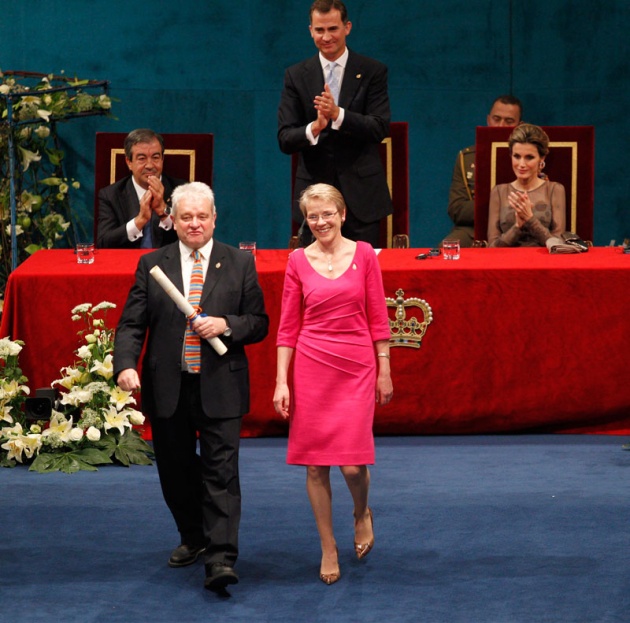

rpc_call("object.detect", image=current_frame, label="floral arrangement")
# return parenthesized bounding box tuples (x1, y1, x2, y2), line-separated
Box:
(0, 70, 113, 300)
(0, 301, 154, 473)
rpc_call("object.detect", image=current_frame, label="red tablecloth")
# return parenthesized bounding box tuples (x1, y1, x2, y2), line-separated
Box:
(2, 247, 629, 436)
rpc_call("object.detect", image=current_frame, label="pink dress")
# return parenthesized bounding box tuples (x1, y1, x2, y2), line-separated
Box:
(277, 241, 391, 466)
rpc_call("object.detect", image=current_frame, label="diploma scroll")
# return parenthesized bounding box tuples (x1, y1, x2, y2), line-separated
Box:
(149, 266, 228, 356)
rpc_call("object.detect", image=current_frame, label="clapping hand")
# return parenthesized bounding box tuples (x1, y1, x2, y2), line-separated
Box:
(508, 190, 534, 227)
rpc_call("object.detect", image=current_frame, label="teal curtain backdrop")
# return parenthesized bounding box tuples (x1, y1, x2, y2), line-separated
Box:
(1, 0, 628, 248)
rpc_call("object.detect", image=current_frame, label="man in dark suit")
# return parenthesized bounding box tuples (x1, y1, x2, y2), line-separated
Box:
(114, 182, 268, 592)
(97, 128, 186, 249)
(278, 0, 393, 247)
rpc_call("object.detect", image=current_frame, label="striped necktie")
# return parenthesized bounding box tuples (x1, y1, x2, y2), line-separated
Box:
(184, 251, 203, 372)
(326, 61, 340, 104)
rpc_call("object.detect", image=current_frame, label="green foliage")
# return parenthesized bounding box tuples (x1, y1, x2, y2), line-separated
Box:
(0, 302, 154, 473)
(0, 70, 113, 298)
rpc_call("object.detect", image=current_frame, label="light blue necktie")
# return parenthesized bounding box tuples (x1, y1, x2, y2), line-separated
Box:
(326, 61, 340, 104)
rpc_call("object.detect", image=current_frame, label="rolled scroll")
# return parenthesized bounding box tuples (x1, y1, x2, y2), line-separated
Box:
(149, 265, 227, 356)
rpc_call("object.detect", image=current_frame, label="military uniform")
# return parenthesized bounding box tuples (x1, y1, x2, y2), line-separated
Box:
(443, 145, 476, 247)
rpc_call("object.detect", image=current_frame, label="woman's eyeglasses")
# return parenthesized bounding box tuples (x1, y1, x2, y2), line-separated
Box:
(306, 211, 338, 223)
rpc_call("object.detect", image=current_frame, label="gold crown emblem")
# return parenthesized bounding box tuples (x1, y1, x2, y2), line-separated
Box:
(385, 289, 433, 349)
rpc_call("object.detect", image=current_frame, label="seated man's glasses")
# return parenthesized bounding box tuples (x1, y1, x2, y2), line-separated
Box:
(306, 211, 338, 223)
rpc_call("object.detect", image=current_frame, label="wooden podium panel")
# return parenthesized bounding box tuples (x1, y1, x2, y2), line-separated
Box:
(474, 126, 595, 242)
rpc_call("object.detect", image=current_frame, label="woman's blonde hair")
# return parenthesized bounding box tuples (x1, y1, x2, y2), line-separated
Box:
(299, 183, 347, 218)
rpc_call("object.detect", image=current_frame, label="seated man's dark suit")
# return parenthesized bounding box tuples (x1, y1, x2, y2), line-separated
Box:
(278, 50, 393, 239)
(113, 240, 269, 566)
(97, 174, 185, 249)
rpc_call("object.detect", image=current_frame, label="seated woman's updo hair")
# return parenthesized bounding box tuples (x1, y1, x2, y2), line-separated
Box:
(508, 123, 550, 158)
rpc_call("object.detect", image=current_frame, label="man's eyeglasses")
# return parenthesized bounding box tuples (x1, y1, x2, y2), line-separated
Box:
(306, 211, 338, 223)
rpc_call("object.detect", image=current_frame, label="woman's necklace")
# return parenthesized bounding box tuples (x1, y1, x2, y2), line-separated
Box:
(513, 178, 544, 192)
(317, 244, 340, 272)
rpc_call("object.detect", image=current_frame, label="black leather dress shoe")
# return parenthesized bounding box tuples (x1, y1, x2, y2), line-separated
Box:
(204, 563, 239, 591)
(168, 544, 206, 568)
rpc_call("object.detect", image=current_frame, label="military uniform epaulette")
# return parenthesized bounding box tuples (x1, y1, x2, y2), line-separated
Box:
(459, 145, 476, 198)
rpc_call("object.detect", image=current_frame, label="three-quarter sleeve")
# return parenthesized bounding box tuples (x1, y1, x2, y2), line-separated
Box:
(276, 252, 304, 348)
(362, 244, 391, 342)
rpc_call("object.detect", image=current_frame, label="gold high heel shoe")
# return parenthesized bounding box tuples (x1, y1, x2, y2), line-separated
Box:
(354, 507, 375, 560)
(319, 547, 341, 585)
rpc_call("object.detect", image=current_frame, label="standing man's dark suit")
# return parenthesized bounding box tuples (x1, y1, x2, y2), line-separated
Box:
(278, 2, 393, 247)
(114, 182, 268, 591)
(97, 173, 184, 249)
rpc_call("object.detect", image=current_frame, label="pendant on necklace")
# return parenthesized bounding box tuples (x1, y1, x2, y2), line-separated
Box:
(327, 259, 333, 272)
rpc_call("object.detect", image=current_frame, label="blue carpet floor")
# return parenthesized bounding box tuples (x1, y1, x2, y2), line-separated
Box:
(1, 435, 629, 623)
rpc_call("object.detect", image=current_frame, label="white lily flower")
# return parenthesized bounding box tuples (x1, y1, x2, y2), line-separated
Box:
(91, 353, 113, 380)
(1, 405, 14, 424)
(103, 406, 132, 435)
(53, 366, 83, 390)
(2, 422, 23, 437)
(59, 386, 93, 407)
(109, 386, 136, 411)
(17, 146, 42, 172)
(42, 412, 73, 442)
(2, 437, 27, 462)
(23, 433, 42, 458)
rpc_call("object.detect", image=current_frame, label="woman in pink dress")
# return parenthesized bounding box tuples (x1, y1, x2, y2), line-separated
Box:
(273, 184, 393, 585)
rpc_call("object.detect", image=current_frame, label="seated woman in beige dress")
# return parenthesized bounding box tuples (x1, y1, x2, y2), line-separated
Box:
(487, 124, 565, 247)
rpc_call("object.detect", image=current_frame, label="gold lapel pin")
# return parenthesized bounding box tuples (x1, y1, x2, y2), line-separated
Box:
(215, 262, 221, 269)
(356, 74, 362, 79)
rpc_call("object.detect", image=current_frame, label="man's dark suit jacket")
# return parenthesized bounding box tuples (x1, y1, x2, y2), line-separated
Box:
(278, 49, 394, 225)
(113, 240, 269, 421)
(97, 174, 185, 249)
